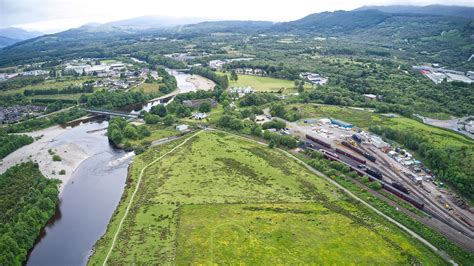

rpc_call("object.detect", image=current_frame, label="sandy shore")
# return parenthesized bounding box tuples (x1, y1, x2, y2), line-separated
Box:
(0, 126, 89, 194)
(186, 75, 215, 91)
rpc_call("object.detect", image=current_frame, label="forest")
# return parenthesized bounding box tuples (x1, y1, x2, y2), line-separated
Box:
(0, 162, 60, 265)
(0, 134, 34, 159)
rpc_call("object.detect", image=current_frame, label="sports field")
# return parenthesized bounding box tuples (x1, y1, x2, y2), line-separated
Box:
(88, 130, 445, 265)
(229, 74, 312, 92)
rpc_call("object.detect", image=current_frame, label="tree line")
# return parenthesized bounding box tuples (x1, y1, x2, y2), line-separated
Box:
(0, 134, 34, 159)
(23, 85, 93, 96)
(190, 67, 228, 88)
(0, 162, 60, 265)
(369, 125, 473, 199)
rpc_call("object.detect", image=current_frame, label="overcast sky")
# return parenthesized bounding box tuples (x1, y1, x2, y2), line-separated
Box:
(1, 0, 473, 33)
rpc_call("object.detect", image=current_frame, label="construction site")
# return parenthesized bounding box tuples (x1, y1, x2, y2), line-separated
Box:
(281, 117, 474, 252)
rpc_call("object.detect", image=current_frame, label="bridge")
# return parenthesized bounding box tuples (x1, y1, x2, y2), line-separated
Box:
(85, 109, 138, 119)
(147, 90, 178, 104)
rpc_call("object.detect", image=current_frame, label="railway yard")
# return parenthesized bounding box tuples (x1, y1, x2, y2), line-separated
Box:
(274, 117, 474, 252)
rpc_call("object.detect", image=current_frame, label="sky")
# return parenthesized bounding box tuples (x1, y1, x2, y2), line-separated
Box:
(1, 0, 473, 33)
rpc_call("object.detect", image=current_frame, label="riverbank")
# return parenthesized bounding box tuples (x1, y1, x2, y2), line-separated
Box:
(0, 125, 91, 194)
(185, 74, 215, 91)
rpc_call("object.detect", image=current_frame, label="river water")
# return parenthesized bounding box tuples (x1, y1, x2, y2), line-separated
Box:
(138, 70, 197, 113)
(27, 121, 133, 266)
(27, 70, 198, 265)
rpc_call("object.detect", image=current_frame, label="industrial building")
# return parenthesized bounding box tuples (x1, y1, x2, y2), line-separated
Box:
(330, 118, 353, 129)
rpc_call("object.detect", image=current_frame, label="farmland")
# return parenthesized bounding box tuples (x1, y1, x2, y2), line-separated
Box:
(89, 130, 444, 265)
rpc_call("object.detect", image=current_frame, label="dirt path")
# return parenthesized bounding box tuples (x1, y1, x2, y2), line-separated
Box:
(211, 128, 456, 265)
(102, 130, 203, 265)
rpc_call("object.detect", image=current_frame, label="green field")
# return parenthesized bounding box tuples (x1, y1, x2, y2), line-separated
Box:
(124, 124, 179, 146)
(132, 82, 161, 93)
(0, 77, 98, 96)
(228, 74, 312, 92)
(177, 202, 441, 264)
(89, 130, 445, 265)
(290, 104, 391, 128)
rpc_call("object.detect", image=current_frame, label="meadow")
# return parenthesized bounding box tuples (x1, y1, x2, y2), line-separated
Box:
(228, 74, 311, 93)
(132, 82, 161, 93)
(88, 130, 445, 265)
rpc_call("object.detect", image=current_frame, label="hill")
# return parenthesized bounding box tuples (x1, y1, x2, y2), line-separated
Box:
(272, 9, 391, 33)
(0, 36, 19, 48)
(0, 9, 472, 68)
(0, 27, 43, 40)
(356, 5, 474, 19)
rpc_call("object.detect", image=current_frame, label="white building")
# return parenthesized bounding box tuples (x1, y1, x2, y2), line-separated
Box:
(230, 87, 254, 98)
(193, 113, 208, 120)
(300, 72, 328, 85)
(176, 124, 189, 131)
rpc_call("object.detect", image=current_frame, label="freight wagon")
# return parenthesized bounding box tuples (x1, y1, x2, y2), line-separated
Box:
(306, 134, 331, 148)
(384, 184, 424, 209)
(392, 182, 409, 194)
(341, 141, 376, 162)
(335, 148, 366, 164)
(304, 146, 424, 210)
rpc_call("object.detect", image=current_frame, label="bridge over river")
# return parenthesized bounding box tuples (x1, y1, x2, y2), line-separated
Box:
(85, 109, 139, 119)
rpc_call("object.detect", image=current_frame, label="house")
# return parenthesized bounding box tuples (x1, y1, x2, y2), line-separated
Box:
(229, 87, 254, 98)
(176, 124, 189, 131)
(109, 63, 125, 70)
(363, 94, 377, 101)
(193, 113, 208, 120)
(183, 98, 217, 109)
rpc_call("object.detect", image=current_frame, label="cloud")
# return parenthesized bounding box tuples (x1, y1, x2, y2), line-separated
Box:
(1, 0, 473, 33)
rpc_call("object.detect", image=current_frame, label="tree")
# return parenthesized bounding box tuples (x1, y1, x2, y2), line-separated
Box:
(176, 105, 191, 118)
(199, 102, 212, 113)
(151, 104, 167, 117)
(123, 125, 138, 139)
(163, 115, 175, 126)
(230, 70, 238, 81)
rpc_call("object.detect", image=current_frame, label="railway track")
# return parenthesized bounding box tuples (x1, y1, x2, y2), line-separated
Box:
(360, 145, 474, 239)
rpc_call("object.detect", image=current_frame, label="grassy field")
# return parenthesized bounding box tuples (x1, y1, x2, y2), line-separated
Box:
(228, 74, 312, 93)
(291, 104, 391, 128)
(132, 82, 161, 93)
(124, 124, 179, 146)
(88, 130, 445, 265)
(0, 77, 99, 96)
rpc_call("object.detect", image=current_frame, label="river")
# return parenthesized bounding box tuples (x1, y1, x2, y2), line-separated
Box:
(138, 70, 198, 113)
(26, 70, 202, 265)
(27, 121, 133, 266)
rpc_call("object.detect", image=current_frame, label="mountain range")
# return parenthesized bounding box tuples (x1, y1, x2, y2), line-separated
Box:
(356, 5, 474, 19)
(0, 5, 472, 67)
(0, 27, 43, 48)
